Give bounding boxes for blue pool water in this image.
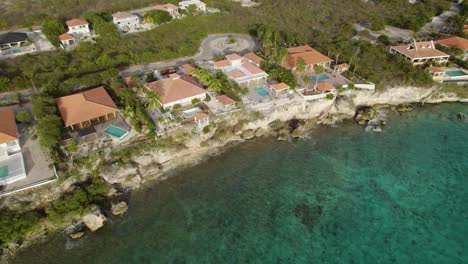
[312,74,329,82]
[103,126,128,139]
[446,70,467,77]
[255,87,269,96]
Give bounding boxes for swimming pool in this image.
[445,70,467,77]
[182,107,202,118]
[104,125,129,139]
[255,87,270,96]
[0,166,8,177]
[312,74,330,82]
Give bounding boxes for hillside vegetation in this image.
[0,0,451,94]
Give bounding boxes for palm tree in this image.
[23,70,38,94]
[313,65,325,91]
[207,78,223,93]
[191,68,213,86]
[296,58,307,73]
[302,75,311,88]
[143,90,161,110]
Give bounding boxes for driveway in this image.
[420,2,460,34]
[120,33,260,77]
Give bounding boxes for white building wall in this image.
[113,16,141,30]
[68,25,91,37]
[162,93,207,109]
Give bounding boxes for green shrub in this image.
[144,10,172,25]
[326,93,335,100]
[172,104,182,110]
[16,111,31,123]
[191,98,201,105]
[66,140,78,153]
[204,94,211,102]
[202,125,211,134]
[0,211,40,244]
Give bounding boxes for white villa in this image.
[66,19,91,38]
[154,3,181,19]
[146,73,207,109]
[58,33,76,49]
[213,53,268,88]
[193,112,210,128]
[179,0,207,12]
[0,109,26,185]
[112,12,141,32]
[389,41,450,65]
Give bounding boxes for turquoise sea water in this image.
[13,103,467,264]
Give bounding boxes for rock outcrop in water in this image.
[111,201,128,216]
[82,206,107,232]
[355,107,378,125]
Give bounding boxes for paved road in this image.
[119,33,260,77]
[420,2,460,34]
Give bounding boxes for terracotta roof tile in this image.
[66,18,88,27]
[435,36,468,50]
[216,95,235,105]
[58,33,74,41]
[113,12,137,20]
[0,109,17,144]
[243,52,265,65]
[242,63,265,75]
[193,112,209,121]
[334,63,349,69]
[316,82,334,92]
[214,60,230,68]
[226,53,243,61]
[283,45,333,69]
[429,66,445,73]
[154,3,179,11]
[271,83,290,91]
[229,70,247,79]
[391,41,449,59]
[146,77,206,105]
[56,87,118,128]
[180,63,196,74]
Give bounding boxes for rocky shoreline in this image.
[1,85,466,262]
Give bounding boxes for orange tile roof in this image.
[58,33,74,41]
[194,112,209,121]
[242,63,265,75]
[435,36,468,50]
[56,87,118,128]
[243,52,265,65]
[180,63,196,74]
[214,60,230,68]
[391,41,449,59]
[226,53,243,61]
[66,18,88,27]
[283,45,333,69]
[271,83,290,91]
[316,82,334,92]
[334,63,349,69]
[429,66,445,73]
[0,109,17,144]
[229,70,247,79]
[154,3,179,11]
[113,12,137,20]
[216,95,235,105]
[146,76,206,105]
